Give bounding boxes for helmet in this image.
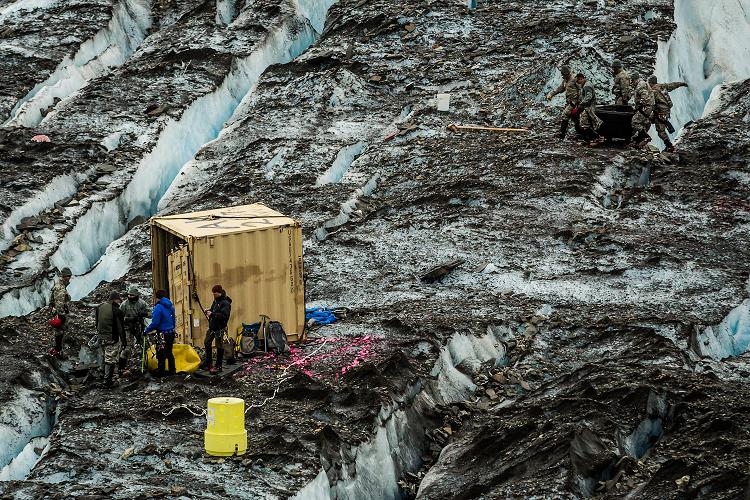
[648,75,658,84]
[127,286,140,297]
[60,267,72,277]
[560,65,571,77]
[630,71,640,81]
[612,59,623,69]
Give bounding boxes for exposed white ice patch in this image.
[315,173,378,240]
[66,235,133,300]
[292,469,331,500]
[433,327,506,403]
[622,392,666,459]
[693,299,750,360]
[0,387,54,480]
[654,0,750,136]
[264,147,287,180]
[216,0,236,25]
[0,0,59,22]
[0,277,53,318]
[0,170,91,252]
[0,437,50,481]
[4,0,152,127]
[316,141,367,185]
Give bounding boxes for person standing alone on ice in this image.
[144,290,176,379]
[96,292,126,388]
[202,285,232,375]
[119,286,151,375]
[48,267,72,359]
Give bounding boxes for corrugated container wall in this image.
[150,204,305,345]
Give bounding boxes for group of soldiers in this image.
[48,270,153,387]
[546,59,688,151]
[48,268,233,387]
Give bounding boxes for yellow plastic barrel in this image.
[204,397,247,456]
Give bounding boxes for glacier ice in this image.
[0,170,91,252]
[0,436,50,481]
[0,0,339,314]
[295,329,507,499]
[5,0,152,127]
[654,0,750,137]
[316,142,367,186]
[216,0,236,25]
[0,387,54,481]
[315,174,379,241]
[693,299,750,360]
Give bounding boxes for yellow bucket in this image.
[204,397,247,456]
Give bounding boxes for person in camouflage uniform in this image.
[611,60,632,105]
[96,292,126,388]
[649,75,688,152]
[119,286,151,375]
[546,65,581,139]
[48,267,72,359]
[575,73,604,144]
[630,72,655,147]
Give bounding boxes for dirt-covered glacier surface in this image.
[1,0,750,498]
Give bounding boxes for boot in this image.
[558,121,568,140]
[629,131,645,148]
[202,347,213,370]
[664,139,675,153]
[104,364,114,388]
[215,348,224,370]
[119,357,129,377]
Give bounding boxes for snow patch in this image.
[4,0,152,127]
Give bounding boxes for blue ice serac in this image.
[467,0,477,9]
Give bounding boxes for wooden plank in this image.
[447,123,529,133]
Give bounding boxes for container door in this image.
[167,245,192,344]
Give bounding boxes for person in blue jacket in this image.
[144,289,176,378]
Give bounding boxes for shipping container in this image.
[150,204,305,345]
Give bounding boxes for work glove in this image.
[571,106,580,117]
[545,93,553,101]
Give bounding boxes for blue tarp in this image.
[306,307,337,325]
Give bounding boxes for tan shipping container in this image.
[150,204,305,345]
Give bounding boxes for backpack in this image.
[265,321,290,355]
[238,323,261,355]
